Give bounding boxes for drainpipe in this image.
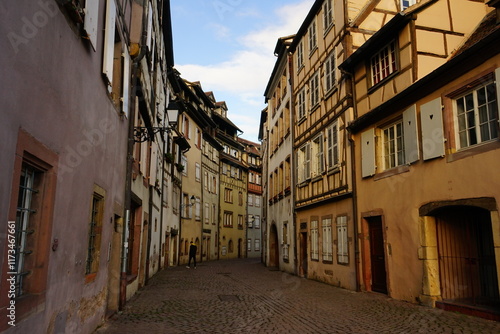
[342,63,361,292]
[121,0,148,310]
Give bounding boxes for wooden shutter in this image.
[403,105,419,164]
[361,128,375,177]
[84,0,99,51]
[121,50,130,116]
[102,0,116,87]
[420,97,444,160]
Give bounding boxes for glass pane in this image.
[477,87,486,106]
[479,105,488,123]
[467,110,475,127]
[480,123,490,142]
[458,113,466,131]
[456,98,465,116]
[459,130,468,148]
[465,93,474,111]
[469,127,477,145]
[491,121,498,139]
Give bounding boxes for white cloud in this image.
[175,0,314,141]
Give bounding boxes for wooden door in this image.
[369,217,387,294]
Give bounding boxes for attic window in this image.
[401,0,417,11]
[370,40,398,86]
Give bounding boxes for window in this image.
[223,211,233,227]
[325,51,336,92]
[254,216,260,229]
[298,143,311,183]
[238,215,244,229]
[311,220,319,260]
[401,0,416,10]
[322,218,333,262]
[181,155,188,175]
[323,0,334,31]
[183,115,190,138]
[248,194,254,206]
[297,41,304,70]
[204,203,210,224]
[196,128,202,148]
[255,195,261,208]
[195,197,201,220]
[382,121,405,169]
[3,129,58,317]
[455,81,498,149]
[182,193,191,218]
[308,20,317,54]
[224,188,233,203]
[247,239,252,251]
[327,122,339,168]
[310,71,320,107]
[195,163,201,182]
[86,189,105,277]
[238,191,243,206]
[255,239,260,251]
[297,87,306,120]
[337,216,348,264]
[371,40,397,86]
[285,157,291,190]
[312,134,324,177]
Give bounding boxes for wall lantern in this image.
[133,101,180,143]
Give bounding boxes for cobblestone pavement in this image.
[95,258,500,334]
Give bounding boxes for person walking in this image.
[187,241,197,269]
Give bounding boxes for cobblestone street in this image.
[95,258,500,333]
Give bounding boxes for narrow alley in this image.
[96,259,500,334]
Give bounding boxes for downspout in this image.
[342,64,361,292]
[288,51,298,275]
[121,0,148,310]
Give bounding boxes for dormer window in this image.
[401,0,416,10]
[370,40,398,86]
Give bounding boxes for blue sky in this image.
[170,0,315,143]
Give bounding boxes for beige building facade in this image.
[341,0,500,317]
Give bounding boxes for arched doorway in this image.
[435,206,499,307]
[269,223,279,267]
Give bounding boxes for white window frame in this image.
[323,0,334,32]
[254,215,260,229]
[298,143,311,183]
[297,41,304,71]
[312,134,324,177]
[322,218,333,262]
[195,163,201,182]
[327,121,339,169]
[382,120,405,170]
[337,216,348,264]
[370,40,397,86]
[308,20,317,54]
[297,87,306,120]
[324,50,336,93]
[311,220,319,261]
[254,239,260,251]
[454,80,498,149]
[310,71,320,108]
[401,0,417,10]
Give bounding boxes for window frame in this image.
[370,40,398,87]
[324,50,337,93]
[382,120,405,170]
[453,80,499,150]
[310,71,320,108]
[308,20,317,55]
[336,216,349,264]
[323,0,334,33]
[310,219,319,261]
[2,129,58,323]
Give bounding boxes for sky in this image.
[170,0,315,143]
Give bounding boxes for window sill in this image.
[447,140,500,163]
[327,166,340,175]
[374,164,410,181]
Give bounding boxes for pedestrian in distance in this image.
[187,241,197,269]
